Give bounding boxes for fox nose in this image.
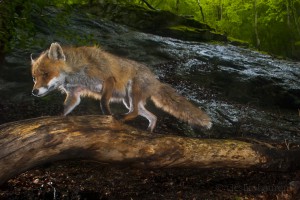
[32,89,39,96]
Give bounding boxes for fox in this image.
[31,42,212,132]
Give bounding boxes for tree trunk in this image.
[286,0,291,28]
[254,0,260,49]
[292,0,300,36]
[0,115,300,185]
[217,0,223,21]
[175,0,180,13]
[196,0,205,22]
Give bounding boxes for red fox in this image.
[31,43,212,132]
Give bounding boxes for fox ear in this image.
[48,42,66,61]
[30,53,35,65]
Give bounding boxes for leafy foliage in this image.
[1,0,299,59]
[0,0,94,52]
[0,0,50,52]
[131,0,300,59]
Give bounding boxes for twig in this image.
[141,0,156,10]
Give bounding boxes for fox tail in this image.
[151,83,212,129]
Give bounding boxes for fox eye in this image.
[43,72,48,77]
[32,77,36,82]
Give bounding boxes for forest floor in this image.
[0,160,299,200]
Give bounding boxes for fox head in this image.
[31,43,66,97]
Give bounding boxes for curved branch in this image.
[141,0,156,10]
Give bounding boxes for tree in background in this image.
[134,0,300,59]
[1,0,300,59]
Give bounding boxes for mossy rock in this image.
[83,3,226,43]
[165,25,227,42]
[228,37,249,47]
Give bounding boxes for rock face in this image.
[0,5,299,144]
[85,3,227,43]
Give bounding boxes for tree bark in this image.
[290,0,300,36]
[196,0,205,22]
[175,0,180,13]
[254,0,260,49]
[286,0,291,28]
[217,0,223,21]
[0,115,300,185]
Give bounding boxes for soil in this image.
[1,161,299,200]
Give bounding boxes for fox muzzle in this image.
[32,89,39,96]
[32,86,49,97]
[32,84,57,97]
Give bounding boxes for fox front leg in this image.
[63,91,81,116]
[100,76,115,115]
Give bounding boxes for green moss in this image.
[228,37,249,46]
[169,25,199,32]
[209,40,226,45]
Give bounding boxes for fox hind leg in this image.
[100,77,115,115]
[117,100,157,132]
[122,81,133,112]
[118,80,157,131]
[116,80,141,121]
[138,102,157,132]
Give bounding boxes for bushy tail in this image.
[151,83,212,129]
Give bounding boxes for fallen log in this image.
[0,115,299,185]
